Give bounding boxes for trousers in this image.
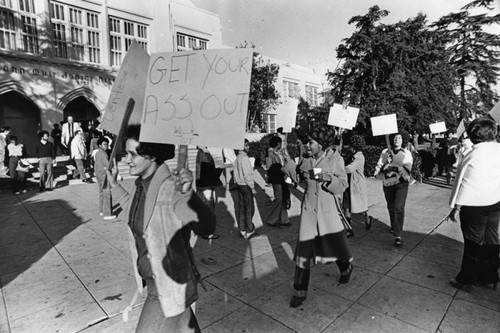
[382,182,409,238]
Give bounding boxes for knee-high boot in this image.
[290,266,310,308]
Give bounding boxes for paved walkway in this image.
[1,168,499,332]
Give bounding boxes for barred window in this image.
[52,22,67,58]
[69,7,82,24]
[50,2,64,20]
[88,30,100,63]
[305,85,318,106]
[87,12,98,28]
[20,15,38,53]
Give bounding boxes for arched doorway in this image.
[0,91,40,156]
[63,96,100,132]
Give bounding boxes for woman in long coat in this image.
[343,135,372,236]
[290,127,353,308]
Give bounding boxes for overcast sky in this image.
[191,0,500,79]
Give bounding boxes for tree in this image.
[432,0,500,119]
[327,6,459,136]
[237,41,280,131]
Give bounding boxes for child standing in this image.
[233,139,256,239]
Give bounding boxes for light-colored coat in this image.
[296,148,348,266]
[345,151,368,213]
[112,163,215,317]
[450,141,500,207]
[61,121,82,147]
[70,135,86,160]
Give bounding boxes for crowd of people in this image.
[1,116,499,332]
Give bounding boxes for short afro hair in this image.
[269,136,282,149]
[124,124,175,164]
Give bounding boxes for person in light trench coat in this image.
[290,126,353,308]
[343,135,372,236]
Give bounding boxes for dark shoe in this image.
[339,264,353,284]
[45,188,53,192]
[365,215,372,230]
[39,188,45,193]
[449,278,473,293]
[289,296,306,308]
[279,222,292,227]
[394,237,402,246]
[266,222,281,228]
[389,228,393,234]
[246,230,257,240]
[346,229,354,238]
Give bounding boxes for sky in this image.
[190,0,500,79]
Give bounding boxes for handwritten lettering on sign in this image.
[140,49,253,150]
[101,41,149,134]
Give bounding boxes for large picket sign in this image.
[276,98,299,133]
[101,41,149,134]
[139,49,253,150]
[429,121,447,134]
[489,100,500,123]
[370,114,398,136]
[327,103,359,129]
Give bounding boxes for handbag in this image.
[16,158,31,173]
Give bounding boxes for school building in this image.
[261,56,326,133]
[0,0,222,154]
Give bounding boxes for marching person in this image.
[374,133,413,247]
[290,126,353,308]
[106,124,215,332]
[343,134,372,236]
[448,117,500,291]
[233,139,257,240]
[266,136,291,227]
[34,130,56,192]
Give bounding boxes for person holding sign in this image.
[106,124,216,332]
[447,118,500,291]
[374,133,413,247]
[290,126,352,308]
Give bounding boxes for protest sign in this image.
[276,98,299,133]
[489,100,500,123]
[327,104,359,129]
[101,41,149,134]
[370,114,398,136]
[456,119,466,139]
[429,121,447,134]
[140,48,253,150]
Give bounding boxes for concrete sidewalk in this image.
[1,170,499,332]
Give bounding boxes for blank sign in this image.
[370,114,398,136]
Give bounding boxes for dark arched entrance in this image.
[0,91,40,156]
[63,96,100,132]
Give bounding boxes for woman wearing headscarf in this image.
[290,126,352,308]
[448,117,500,291]
[342,134,372,236]
[374,133,413,246]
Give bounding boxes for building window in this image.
[176,32,208,51]
[0,10,16,50]
[0,0,39,53]
[305,85,318,106]
[0,0,12,8]
[108,16,148,66]
[19,0,34,13]
[263,114,277,133]
[283,80,300,100]
[50,1,101,63]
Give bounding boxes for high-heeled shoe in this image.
[449,278,473,293]
[289,295,306,308]
[339,264,353,284]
